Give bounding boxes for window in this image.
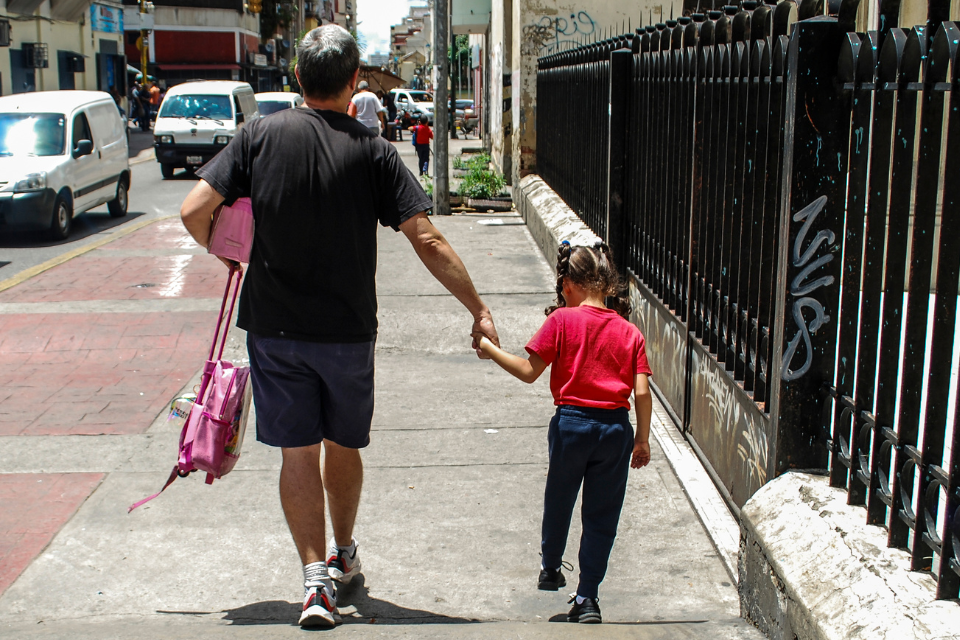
[0,113,65,156]
[72,112,92,150]
[158,95,232,121]
[257,101,291,116]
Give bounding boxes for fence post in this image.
[768,16,848,477]
[607,48,632,269]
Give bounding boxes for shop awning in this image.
[156,64,242,71]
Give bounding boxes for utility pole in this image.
[138,1,154,80]
[432,0,450,215]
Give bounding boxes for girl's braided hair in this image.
[545,241,631,318]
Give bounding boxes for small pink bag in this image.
[208,197,254,263]
[129,266,251,512]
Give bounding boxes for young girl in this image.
[474,241,652,625]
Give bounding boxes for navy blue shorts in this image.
[247,333,375,449]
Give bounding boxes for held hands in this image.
[631,440,651,469]
[471,314,499,359]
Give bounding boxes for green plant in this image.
[466,154,491,171]
[459,164,505,200]
[421,174,433,197]
[452,156,465,170]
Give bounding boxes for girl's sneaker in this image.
[299,582,339,628]
[538,567,566,590]
[326,538,362,584]
[567,595,602,624]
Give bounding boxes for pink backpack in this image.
[208,197,254,264]
[129,266,251,512]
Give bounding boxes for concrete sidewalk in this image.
[0,149,761,639]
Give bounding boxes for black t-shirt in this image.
[197,107,432,342]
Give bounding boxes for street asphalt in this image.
[0,133,764,638]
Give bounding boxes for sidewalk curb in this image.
[130,148,155,165]
[0,214,178,294]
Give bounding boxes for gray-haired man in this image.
[179,25,499,628]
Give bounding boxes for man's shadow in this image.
[220,575,476,626]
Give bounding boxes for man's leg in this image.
[322,440,363,547]
[280,444,326,564]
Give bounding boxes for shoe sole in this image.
[567,613,602,624]
[329,560,362,585]
[299,605,340,628]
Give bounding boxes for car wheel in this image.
[108,176,128,217]
[48,195,72,241]
[161,163,174,179]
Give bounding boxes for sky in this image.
[356,0,422,56]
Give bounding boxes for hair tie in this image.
[561,240,570,246]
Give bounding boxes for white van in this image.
[0,90,129,240]
[153,81,259,179]
[389,89,434,124]
[256,91,304,117]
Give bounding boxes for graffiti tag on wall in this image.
[780,195,835,382]
[522,12,597,56]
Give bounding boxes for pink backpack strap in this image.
[127,465,181,512]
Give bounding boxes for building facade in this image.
[0,1,126,98]
[121,0,279,91]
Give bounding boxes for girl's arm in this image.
[474,335,548,384]
[632,373,652,468]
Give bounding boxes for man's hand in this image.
[472,313,499,359]
[631,440,651,469]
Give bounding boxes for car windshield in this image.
[0,113,66,157]
[410,92,433,103]
[456,100,473,108]
[257,101,291,116]
[159,94,232,120]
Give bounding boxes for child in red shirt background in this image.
[474,241,653,625]
[408,115,433,176]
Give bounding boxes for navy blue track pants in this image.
[541,405,633,599]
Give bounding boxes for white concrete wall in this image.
[489,0,511,181]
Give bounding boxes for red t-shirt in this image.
[413,124,433,144]
[525,305,652,410]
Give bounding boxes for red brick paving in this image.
[0,221,226,594]
[0,473,104,595]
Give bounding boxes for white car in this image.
[0,90,129,239]
[256,92,304,117]
[153,81,259,179]
[389,89,434,124]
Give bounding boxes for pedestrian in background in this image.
[179,24,499,629]
[347,80,386,133]
[383,90,398,140]
[409,114,433,176]
[474,242,652,625]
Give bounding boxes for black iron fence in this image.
[537,0,960,600]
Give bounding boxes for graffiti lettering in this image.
[781,196,835,382]
[522,12,597,56]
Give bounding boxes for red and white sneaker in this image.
[299,581,339,628]
[327,538,362,584]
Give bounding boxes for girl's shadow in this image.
[220,574,476,626]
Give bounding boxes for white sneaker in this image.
[326,537,362,584]
[299,581,339,627]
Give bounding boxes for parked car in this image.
[389,89,434,124]
[0,90,130,239]
[153,81,259,179]
[256,91,304,117]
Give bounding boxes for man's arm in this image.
[399,212,499,354]
[180,179,234,267]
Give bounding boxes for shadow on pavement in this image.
[0,211,146,248]
[217,575,477,626]
[128,130,155,158]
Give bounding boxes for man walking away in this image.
[179,24,499,629]
[348,80,386,133]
